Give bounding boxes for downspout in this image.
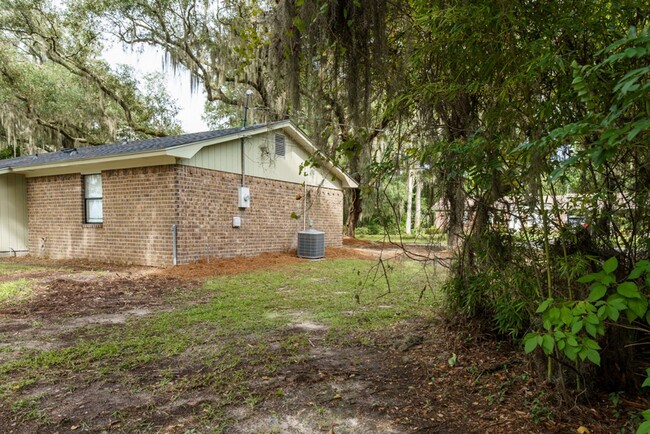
[241,89,253,186]
[172,224,178,266]
[303,182,307,230]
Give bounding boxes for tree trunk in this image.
[345,186,362,237]
[415,170,422,232]
[405,167,414,235]
[446,176,465,248]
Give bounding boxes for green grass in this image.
[0,262,43,276]
[0,279,33,306]
[1,258,444,430]
[199,258,441,330]
[356,232,447,245]
[3,259,440,372]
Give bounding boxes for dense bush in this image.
[441,28,650,400]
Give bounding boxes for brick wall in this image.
[26,164,344,266]
[174,166,343,263]
[27,166,177,266]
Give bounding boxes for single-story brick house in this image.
[0,121,357,266]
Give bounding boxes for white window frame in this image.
[84,174,103,224]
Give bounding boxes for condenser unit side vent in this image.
[297,229,325,259]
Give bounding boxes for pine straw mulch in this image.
[160,247,376,280]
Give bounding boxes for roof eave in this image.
[1,129,261,174]
[281,123,359,189]
[6,149,172,175]
[165,120,359,188]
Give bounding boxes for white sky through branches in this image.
[102,43,209,133]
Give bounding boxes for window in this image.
[274,134,286,157]
[84,174,103,224]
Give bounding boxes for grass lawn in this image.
[0,263,43,276]
[0,257,444,432]
[355,232,447,245]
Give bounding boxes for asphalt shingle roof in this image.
[0,122,280,171]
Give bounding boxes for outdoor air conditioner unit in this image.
[297,229,325,259]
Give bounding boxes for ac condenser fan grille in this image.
[297,229,325,259]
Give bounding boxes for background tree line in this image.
[1,0,649,411]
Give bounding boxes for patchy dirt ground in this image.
[0,249,645,433]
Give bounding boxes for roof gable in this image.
[0,121,358,188]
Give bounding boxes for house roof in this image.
[0,123,274,171]
[0,121,358,188]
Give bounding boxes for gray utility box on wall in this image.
[297,229,325,259]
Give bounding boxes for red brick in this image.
[26,165,344,266]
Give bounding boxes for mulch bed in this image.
[161,248,375,280]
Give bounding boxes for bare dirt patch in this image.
[0,260,199,366]
[1,274,195,318]
[225,317,630,434]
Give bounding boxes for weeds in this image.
[11,396,45,424]
[0,279,32,306]
[527,392,554,425]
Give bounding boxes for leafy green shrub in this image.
[524,258,650,402]
[524,258,649,362]
[355,226,370,236]
[444,259,538,338]
[425,226,441,236]
[366,222,383,235]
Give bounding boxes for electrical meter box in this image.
[238,186,251,208]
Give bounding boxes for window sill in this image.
[82,223,103,229]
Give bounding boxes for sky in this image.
[102,43,209,133]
